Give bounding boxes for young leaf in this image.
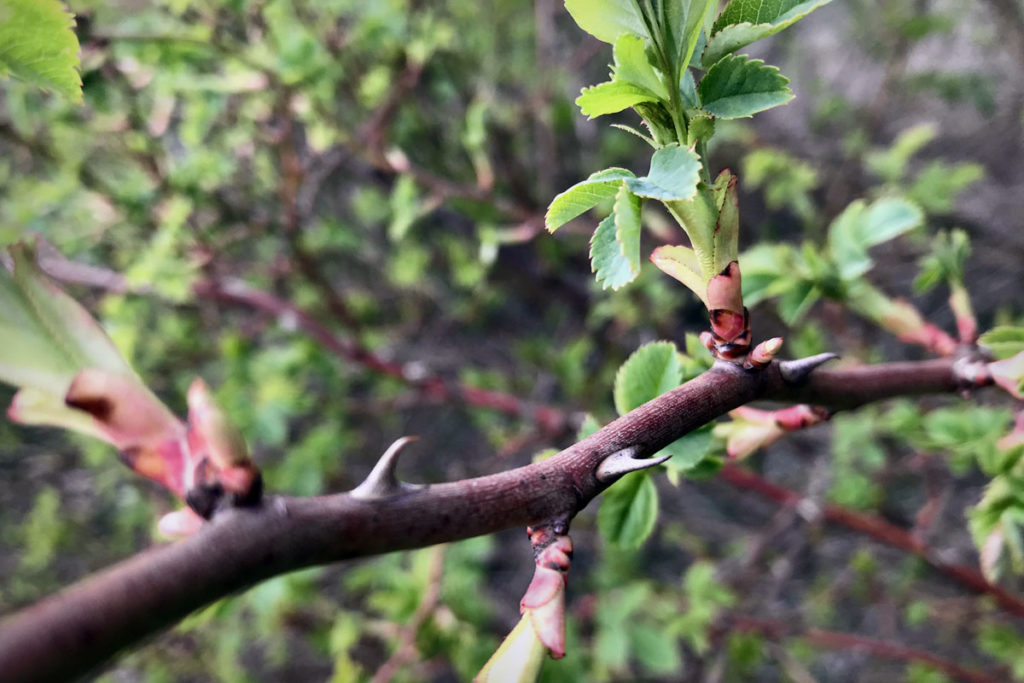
[546,167,636,232]
[711,171,739,273]
[827,197,924,280]
[703,0,833,66]
[613,33,669,100]
[698,55,793,119]
[577,80,661,119]
[626,144,702,202]
[980,328,1024,361]
[614,184,644,280]
[564,0,648,44]
[0,0,82,104]
[598,471,659,548]
[650,245,709,306]
[660,424,715,473]
[613,341,683,415]
[591,211,635,290]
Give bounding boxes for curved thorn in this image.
[595,446,672,483]
[778,353,839,384]
[351,436,420,500]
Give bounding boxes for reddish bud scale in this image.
[520,526,573,659]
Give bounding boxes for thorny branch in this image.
[0,353,991,682]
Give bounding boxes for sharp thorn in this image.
[595,446,672,483]
[778,353,839,384]
[351,436,420,500]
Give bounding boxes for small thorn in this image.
[778,353,839,384]
[351,436,421,500]
[595,446,671,483]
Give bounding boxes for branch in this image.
[726,615,1002,683]
[0,357,978,681]
[719,464,1024,619]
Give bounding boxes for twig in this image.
[718,464,1024,618]
[726,615,1001,683]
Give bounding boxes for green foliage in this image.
[599,470,660,548]
[613,341,684,414]
[704,0,834,66]
[697,55,793,119]
[0,0,82,103]
[980,327,1024,361]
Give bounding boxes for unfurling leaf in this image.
[698,55,793,119]
[0,0,83,103]
[612,33,669,100]
[980,327,1024,361]
[0,242,190,495]
[827,196,924,280]
[651,245,708,305]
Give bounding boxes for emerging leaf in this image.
[0,0,82,103]
[980,327,1024,361]
[651,245,708,306]
[546,167,636,232]
[703,0,834,66]
[698,55,793,119]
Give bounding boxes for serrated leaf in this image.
[651,245,709,305]
[980,327,1024,361]
[546,168,636,232]
[598,471,658,548]
[577,80,661,119]
[827,197,924,280]
[614,184,643,279]
[591,212,636,290]
[698,54,793,119]
[564,0,648,44]
[0,0,82,103]
[613,33,669,100]
[614,341,684,415]
[703,0,833,66]
[626,144,702,201]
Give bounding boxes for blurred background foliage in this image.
[1,0,1024,680]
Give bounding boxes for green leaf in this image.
[591,211,635,290]
[703,0,833,66]
[564,0,648,44]
[614,341,684,415]
[660,423,715,472]
[546,168,636,232]
[614,184,643,280]
[777,279,820,324]
[576,80,661,119]
[980,327,1024,361]
[698,54,793,119]
[629,623,682,675]
[626,144,702,202]
[739,243,798,307]
[0,0,82,104]
[598,471,658,548]
[613,33,669,100]
[0,242,131,396]
[827,197,924,280]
